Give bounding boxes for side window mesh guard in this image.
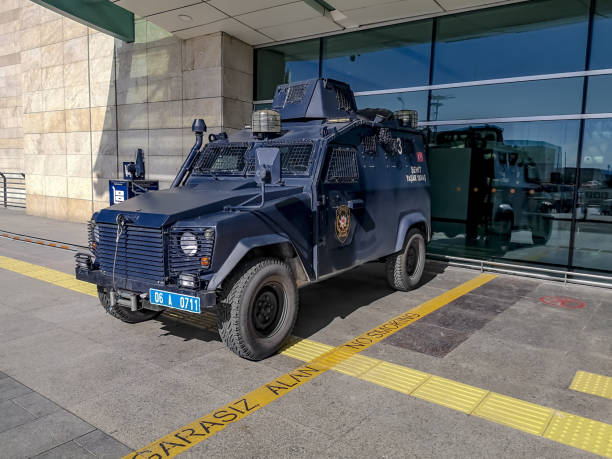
[325,147,359,184]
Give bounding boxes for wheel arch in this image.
[394,212,430,252]
[208,235,310,291]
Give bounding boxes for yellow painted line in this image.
[570,371,612,400]
[0,255,97,297]
[123,273,497,458]
[282,337,612,457]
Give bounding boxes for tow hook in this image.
[130,294,138,312]
[109,290,141,311]
[110,290,118,308]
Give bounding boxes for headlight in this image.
[180,232,198,256]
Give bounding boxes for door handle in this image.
[347,199,364,210]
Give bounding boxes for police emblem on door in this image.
[335,205,351,243]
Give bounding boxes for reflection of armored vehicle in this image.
[76,78,430,360]
[429,125,553,244]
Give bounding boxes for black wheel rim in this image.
[405,239,419,276]
[251,282,285,337]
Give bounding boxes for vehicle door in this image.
[316,144,365,277]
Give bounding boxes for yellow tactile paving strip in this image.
[282,337,612,457]
[571,370,612,400]
[0,256,97,296]
[1,254,611,457]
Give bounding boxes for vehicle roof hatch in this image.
[271,78,357,121]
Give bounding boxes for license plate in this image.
[149,289,200,314]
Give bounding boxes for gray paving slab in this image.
[12,392,62,418]
[340,393,596,459]
[33,441,95,458]
[69,371,231,448]
[1,222,611,458]
[0,409,95,459]
[0,208,88,247]
[73,430,132,459]
[0,370,8,380]
[0,377,32,401]
[0,400,35,433]
[183,407,337,459]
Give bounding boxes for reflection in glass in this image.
[585,75,612,113]
[321,21,432,92]
[355,91,428,120]
[429,78,584,121]
[590,0,612,69]
[572,119,612,272]
[433,0,589,84]
[255,39,320,100]
[427,120,580,267]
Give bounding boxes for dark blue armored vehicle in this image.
[76,78,430,360]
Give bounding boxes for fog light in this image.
[203,228,215,241]
[200,256,210,268]
[179,273,198,289]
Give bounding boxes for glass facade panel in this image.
[433,0,589,84]
[253,0,612,274]
[585,75,612,113]
[355,91,429,119]
[572,119,612,272]
[321,21,432,92]
[255,39,320,100]
[429,78,584,121]
[589,0,612,69]
[427,120,579,267]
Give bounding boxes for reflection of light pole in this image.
[429,94,455,121]
[397,96,405,110]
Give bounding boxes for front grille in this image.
[97,223,166,284]
[169,228,215,277]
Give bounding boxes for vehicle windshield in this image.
[193,142,315,177]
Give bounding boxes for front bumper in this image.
[75,255,217,309]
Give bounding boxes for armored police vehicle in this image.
[76,78,430,360]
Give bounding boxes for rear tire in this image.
[98,287,162,323]
[386,228,426,291]
[216,258,299,361]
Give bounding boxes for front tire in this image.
[217,258,299,361]
[98,287,162,323]
[386,228,426,291]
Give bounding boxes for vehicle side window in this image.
[325,147,359,184]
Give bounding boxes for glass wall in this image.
[254,0,612,275]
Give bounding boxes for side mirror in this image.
[255,147,281,185]
[192,118,206,134]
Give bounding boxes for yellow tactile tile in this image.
[570,370,612,400]
[544,411,612,458]
[360,361,430,395]
[473,392,554,436]
[412,375,489,413]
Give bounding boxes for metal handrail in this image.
[428,253,612,289]
[0,172,26,209]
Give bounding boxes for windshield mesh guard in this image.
[194,141,315,177]
[245,142,314,176]
[194,143,250,175]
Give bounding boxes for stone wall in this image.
[0,0,24,175]
[0,1,253,222]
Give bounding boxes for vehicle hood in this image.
[95,181,304,228]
